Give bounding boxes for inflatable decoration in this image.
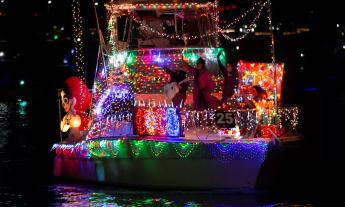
[60,77,91,141]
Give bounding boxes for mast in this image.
[267,0,278,126]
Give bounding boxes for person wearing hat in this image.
[182,57,220,110]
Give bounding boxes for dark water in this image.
[0,100,319,206]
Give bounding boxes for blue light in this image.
[165,107,181,136]
[304,87,318,91]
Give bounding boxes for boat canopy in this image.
[106,0,219,49]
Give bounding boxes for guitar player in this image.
[164,66,189,107]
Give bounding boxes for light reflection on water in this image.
[0,102,12,152]
[0,100,28,154]
[46,183,315,207]
[49,184,204,207]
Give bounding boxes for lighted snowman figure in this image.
[60,77,91,142]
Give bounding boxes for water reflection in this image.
[50,184,189,207]
[0,100,28,155]
[47,184,315,207]
[0,102,11,152]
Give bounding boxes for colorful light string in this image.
[52,139,269,161]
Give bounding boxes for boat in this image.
[52,0,301,189]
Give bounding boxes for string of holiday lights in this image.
[220,1,267,41]
[52,139,270,160]
[129,140,145,158]
[221,0,267,30]
[85,105,300,140]
[94,48,225,95]
[133,107,182,137]
[183,109,258,140]
[266,0,279,122]
[277,107,300,137]
[149,141,168,157]
[172,142,198,158]
[208,140,268,163]
[122,0,267,41]
[105,2,213,12]
[71,0,89,112]
[72,0,85,80]
[237,60,284,128]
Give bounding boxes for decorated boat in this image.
[52,0,301,189]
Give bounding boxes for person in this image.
[217,51,239,105]
[182,57,220,110]
[164,66,188,107]
[243,85,267,108]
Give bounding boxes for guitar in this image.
[164,78,191,101]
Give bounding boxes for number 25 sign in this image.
[215,111,235,128]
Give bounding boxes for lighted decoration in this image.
[209,140,269,162]
[172,142,197,158]
[129,140,145,158]
[130,1,267,42]
[237,61,284,126]
[133,107,182,137]
[93,84,134,118]
[91,48,229,108]
[87,83,134,139]
[93,48,226,96]
[221,0,267,42]
[105,1,269,42]
[60,77,91,142]
[277,107,300,137]
[183,109,258,139]
[218,126,241,139]
[52,138,270,161]
[165,108,181,137]
[149,141,168,157]
[106,2,213,12]
[72,0,85,80]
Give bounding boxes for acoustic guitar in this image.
[163,78,191,101]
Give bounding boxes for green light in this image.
[126,53,135,65]
[20,80,25,85]
[54,34,59,40]
[19,101,27,107]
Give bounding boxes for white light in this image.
[239,28,243,32]
[300,53,304,57]
[77,37,81,42]
[1,0,5,3]
[337,24,340,28]
[60,27,64,31]
[48,0,52,4]
[94,2,98,6]
[0,51,4,57]
[251,28,255,32]
[236,46,240,50]
[343,45,345,49]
